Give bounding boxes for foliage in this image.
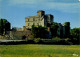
[22,35,26,40]
[51,37,72,45]
[0,19,11,35]
[52,37,61,42]
[12,27,17,31]
[34,38,41,43]
[70,28,80,38]
[70,28,80,44]
[31,25,48,38]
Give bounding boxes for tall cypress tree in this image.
[0,19,11,35]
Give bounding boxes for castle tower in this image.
[37,10,45,17]
[23,26,26,31]
[45,14,54,27]
[64,22,70,38]
[46,14,53,24]
[25,10,53,29]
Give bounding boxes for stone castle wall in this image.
[25,10,53,29]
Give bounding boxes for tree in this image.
[12,27,17,31]
[0,19,11,35]
[50,22,59,37]
[31,25,48,38]
[70,28,80,44]
[0,19,3,35]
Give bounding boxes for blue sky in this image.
[0,0,80,29]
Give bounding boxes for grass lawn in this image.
[0,44,80,57]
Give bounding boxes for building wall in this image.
[57,22,70,38]
[64,22,70,38]
[6,30,33,40]
[45,15,53,27]
[25,11,53,29]
[25,16,45,29]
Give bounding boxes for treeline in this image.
[31,22,70,38]
[70,28,80,44]
[0,19,11,35]
[31,22,80,45]
[31,25,49,38]
[0,19,80,45]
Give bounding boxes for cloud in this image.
[45,0,78,3]
[3,0,80,13]
[8,0,78,4]
[45,2,80,13]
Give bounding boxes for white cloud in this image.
[45,2,80,13]
[5,0,80,13]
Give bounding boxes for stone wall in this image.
[6,30,33,40]
[25,10,53,29]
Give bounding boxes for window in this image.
[28,19,29,21]
[26,19,29,22]
[28,23,29,26]
[33,23,35,25]
[30,18,33,21]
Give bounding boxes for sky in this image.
[0,0,80,29]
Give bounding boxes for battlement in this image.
[37,10,45,17]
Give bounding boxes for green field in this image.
[0,44,80,57]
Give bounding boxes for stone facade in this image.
[17,28,23,31]
[57,22,70,38]
[6,30,33,40]
[25,10,53,29]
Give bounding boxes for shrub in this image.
[52,37,61,42]
[27,40,35,44]
[34,38,41,43]
[52,37,72,45]
[22,35,26,40]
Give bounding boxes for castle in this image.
[25,10,53,29]
[57,22,70,38]
[17,10,70,38]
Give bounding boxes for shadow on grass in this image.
[0,40,74,45]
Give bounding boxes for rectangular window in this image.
[26,19,29,22]
[33,23,35,25]
[28,19,29,21]
[30,18,33,21]
[28,23,29,26]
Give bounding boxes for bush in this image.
[70,38,79,45]
[22,35,26,40]
[52,37,61,42]
[27,40,35,44]
[52,37,72,45]
[34,38,41,43]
